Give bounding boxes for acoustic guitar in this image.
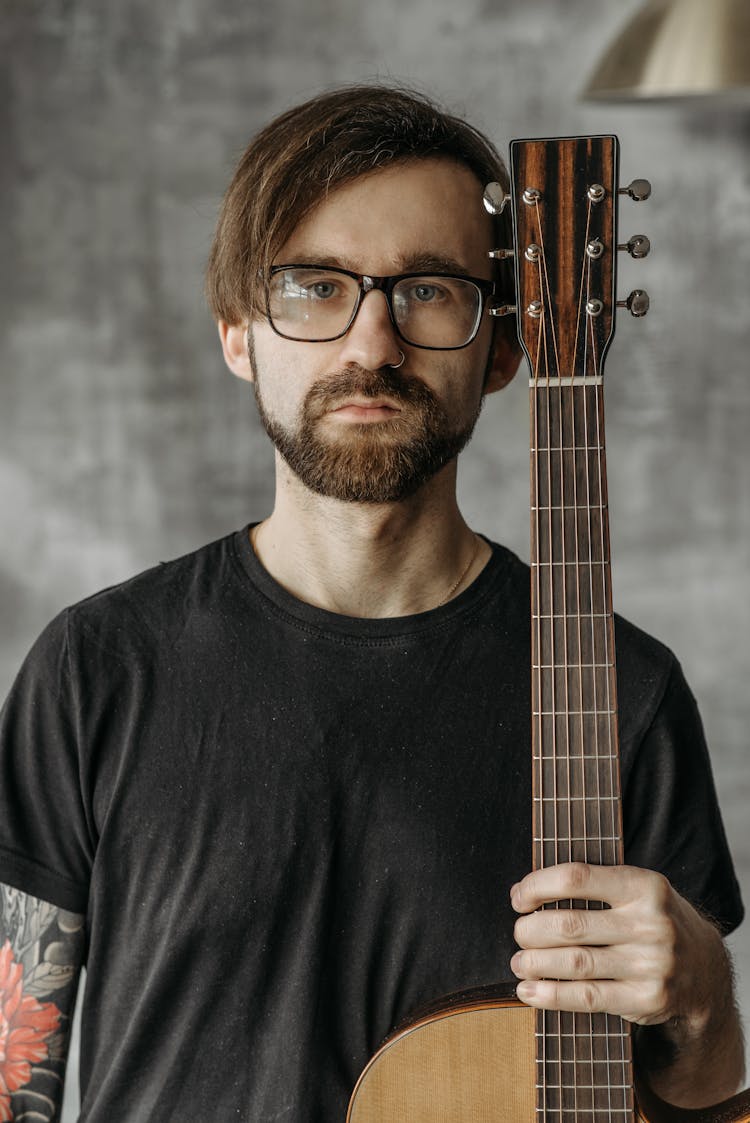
[346,136,750,1122]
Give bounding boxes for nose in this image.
[336,289,404,370]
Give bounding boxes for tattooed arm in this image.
[0,882,85,1123]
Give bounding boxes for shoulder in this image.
[44,529,246,667]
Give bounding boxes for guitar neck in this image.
[530,378,623,872]
[508,134,637,1119]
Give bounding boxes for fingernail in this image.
[510,952,522,975]
[516,981,536,1001]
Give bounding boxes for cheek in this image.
[250,329,325,424]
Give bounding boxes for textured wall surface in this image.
[1,1,748,1117]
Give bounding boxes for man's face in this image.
[237,158,505,503]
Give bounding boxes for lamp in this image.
[582,0,750,101]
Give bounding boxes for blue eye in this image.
[413,283,440,302]
[310,281,337,299]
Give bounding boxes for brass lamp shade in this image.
[582,0,750,101]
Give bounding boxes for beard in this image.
[251,360,483,504]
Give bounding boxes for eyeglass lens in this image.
[267,268,483,348]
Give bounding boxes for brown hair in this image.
[205,84,513,326]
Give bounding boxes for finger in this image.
[514,904,627,949]
[514,977,671,1025]
[511,863,663,914]
[511,945,629,982]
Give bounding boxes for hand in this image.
[509,862,723,1029]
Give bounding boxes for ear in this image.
[219,321,254,383]
[484,326,523,394]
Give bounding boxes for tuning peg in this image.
[617,289,650,317]
[483,181,510,215]
[488,248,515,260]
[617,234,651,259]
[489,303,517,317]
[618,178,652,202]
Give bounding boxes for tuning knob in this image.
[618,178,652,202]
[618,234,651,259]
[483,181,510,215]
[489,303,517,317]
[617,289,650,317]
[488,248,515,260]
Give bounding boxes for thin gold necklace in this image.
[436,533,481,607]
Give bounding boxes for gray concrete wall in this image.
[1,1,748,1117]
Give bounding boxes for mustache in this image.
[304,365,436,416]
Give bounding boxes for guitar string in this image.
[555,242,573,1123]
[533,196,561,1122]
[582,205,614,1122]
[586,196,625,1122]
[589,227,631,1115]
[591,261,619,1121]
[574,192,595,1120]
[579,186,601,1114]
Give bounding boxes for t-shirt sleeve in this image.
[622,654,744,936]
[0,610,93,913]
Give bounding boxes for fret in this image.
[529,505,606,514]
[531,557,608,563]
[533,710,616,716]
[529,655,610,664]
[537,1084,631,1090]
[532,615,610,624]
[535,796,619,802]
[533,754,619,761]
[521,136,631,1115]
[537,835,622,842]
[531,445,604,452]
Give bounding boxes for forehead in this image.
[275,157,495,277]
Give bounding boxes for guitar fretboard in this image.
[531,382,622,871]
[531,381,633,1122]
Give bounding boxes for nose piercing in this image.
[390,351,405,369]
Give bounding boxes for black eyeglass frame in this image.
[264,264,499,351]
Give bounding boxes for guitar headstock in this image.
[484,136,650,382]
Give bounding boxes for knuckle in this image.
[558,910,586,941]
[567,862,591,893]
[580,982,600,1012]
[570,946,594,977]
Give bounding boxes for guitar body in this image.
[347,989,750,1122]
[347,988,539,1123]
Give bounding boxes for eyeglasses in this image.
[265,265,498,351]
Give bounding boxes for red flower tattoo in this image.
[0,940,60,1122]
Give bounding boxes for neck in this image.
[251,456,490,618]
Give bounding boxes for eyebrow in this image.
[280,252,474,278]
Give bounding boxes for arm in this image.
[0,882,85,1123]
[510,862,745,1109]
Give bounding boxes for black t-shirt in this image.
[0,528,743,1122]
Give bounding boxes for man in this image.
[0,85,744,1121]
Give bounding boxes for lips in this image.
[329,400,402,422]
